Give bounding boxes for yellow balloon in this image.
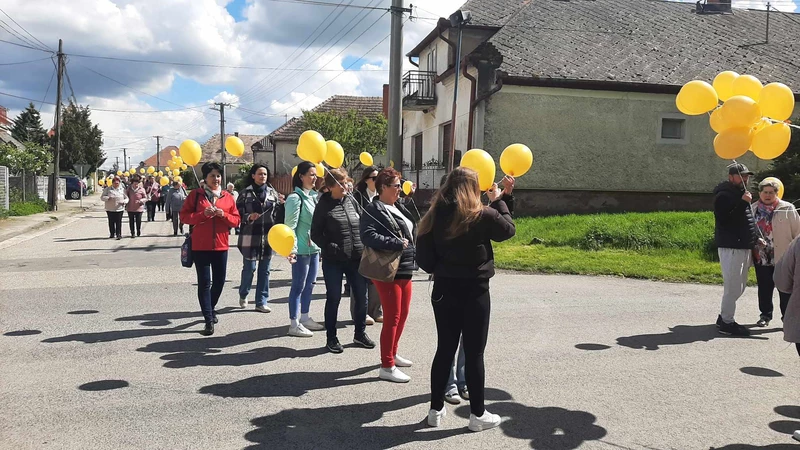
[159,176,169,187]
[157,171,163,177]
[731,75,763,102]
[268,224,296,257]
[174,176,183,184]
[176,169,183,177]
[106,178,113,186]
[359,152,373,166]
[323,141,345,168]
[499,143,533,177]
[460,149,496,191]
[762,177,785,199]
[712,71,739,102]
[179,140,202,166]
[170,149,177,157]
[759,83,795,122]
[752,118,771,134]
[714,127,753,160]
[402,180,413,196]
[315,163,325,179]
[752,123,791,160]
[181,164,187,170]
[139,168,145,174]
[123,171,130,177]
[225,136,245,158]
[719,96,762,129]
[676,80,718,115]
[291,166,298,177]
[147,166,155,174]
[117,170,123,176]
[297,130,327,163]
[175,156,183,165]
[709,108,733,134]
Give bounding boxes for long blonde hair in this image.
[418,167,483,238]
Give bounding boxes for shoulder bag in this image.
[359,205,403,283]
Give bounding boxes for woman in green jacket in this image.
[285,161,324,337]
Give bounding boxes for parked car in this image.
[61,176,85,200]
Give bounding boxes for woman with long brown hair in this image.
[416,167,516,432]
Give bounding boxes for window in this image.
[661,118,685,139]
[412,133,423,170]
[441,122,452,160]
[427,46,437,74]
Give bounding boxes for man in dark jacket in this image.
[714,163,758,336]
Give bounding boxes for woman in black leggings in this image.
[416,167,516,432]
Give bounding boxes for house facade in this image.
[402,0,800,215]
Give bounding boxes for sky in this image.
[0,0,796,169]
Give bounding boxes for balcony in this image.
[402,71,436,111]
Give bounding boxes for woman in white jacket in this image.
[101,176,128,240]
[752,178,800,327]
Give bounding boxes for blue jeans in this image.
[323,258,368,339]
[193,250,228,324]
[239,255,272,307]
[289,254,319,320]
[446,336,467,394]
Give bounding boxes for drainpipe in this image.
[408,56,419,68]
[462,62,477,149]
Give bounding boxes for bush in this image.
[9,198,49,216]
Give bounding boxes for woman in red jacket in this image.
[180,162,241,336]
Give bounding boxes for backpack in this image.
[273,192,302,225]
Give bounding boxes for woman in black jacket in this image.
[360,167,418,384]
[416,167,516,432]
[311,168,376,354]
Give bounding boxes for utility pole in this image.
[122,148,127,171]
[446,10,472,173]
[212,103,231,182]
[154,136,162,173]
[115,156,119,171]
[766,2,771,43]
[48,39,64,211]
[387,0,411,168]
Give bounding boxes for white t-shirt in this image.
[382,201,413,237]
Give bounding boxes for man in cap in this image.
[713,163,759,336]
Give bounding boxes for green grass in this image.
[8,199,49,217]
[494,211,756,285]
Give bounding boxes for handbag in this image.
[358,205,404,282]
[180,191,200,268]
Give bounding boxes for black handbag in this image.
[180,191,200,268]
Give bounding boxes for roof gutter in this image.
[500,75,682,95]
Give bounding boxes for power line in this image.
[40,58,57,110]
[0,20,47,52]
[0,91,211,113]
[0,56,51,66]
[259,0,389,10]
[0,37,53,52]
[0,6,51,51]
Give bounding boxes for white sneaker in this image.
[288,324,313,337]
[794,430,800,442]
[239,297,247,308]
[300,317,325,331]
[255,305,271,313]
[427,407,446,427]
[394,355,413,367]
[444,390,463,405]
[469,411,502,432]
[378,366,410,383]
[366,315,375,326]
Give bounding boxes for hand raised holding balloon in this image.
[401,239,409,249]
[501,176,515,196]
[742,191,753,203]
[487,184,503,203]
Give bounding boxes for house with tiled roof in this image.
[200,133,265,180]
[403,0,800,215]
[141,145,179,171]
[255,95,384,174]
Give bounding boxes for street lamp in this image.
[446,9,472,174]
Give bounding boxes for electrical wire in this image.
[39,57,57,110]
[0,56,51,66]
[64,53,388,71]
[0,6,52,51]
[0,37,53,52]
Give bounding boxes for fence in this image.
[403,167,447,190]
[9,173,50,202]
[0,166,8,210]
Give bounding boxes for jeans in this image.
[323,258,368,340]
[351,281,383,321]
[127,211,142,236]
[754,264,792,320]
[194,250,228,324]
[239,255,272,307]
[374,278,413,368]
[719,248,752,323]
[171,213,184,235]
[430,277,491,417]
[106,211,123,237]
[288,254,319,320]
[146,201,157,221]
[446,337,467,394]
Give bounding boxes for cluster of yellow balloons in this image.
[676,72,795,160]
[460,144,534,191]
[291,130,352,179]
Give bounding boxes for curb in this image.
[0,199,103,245]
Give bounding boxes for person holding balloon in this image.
[160,182,171,216]
[179,162,241,336]
[125,174,147,238]
[144,175,161,222]
[101,176,128,240]
[751,178,800,327]
[284,161,325,337]
[166,181,187,236]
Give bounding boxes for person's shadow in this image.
[616,325,781,351]
[159,345,328,369]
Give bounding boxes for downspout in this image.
[462,62,477,149]
[408,56,419,67]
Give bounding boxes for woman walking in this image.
[285,161,324,337]
[416,167,516,432]
[125,174,147,238]
[360,168,418,383]
[752,178,800,327]
[237,164,281,313]
[180,162,241,336]
[774,233,800,443]
[145,175,161,222]
[101,176,128,240]
[311,168,375,353]
[352,166,383,324]
[166,181,187,236]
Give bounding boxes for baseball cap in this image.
[728,163,754,176]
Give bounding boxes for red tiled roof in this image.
[142,145,179,169]
[269,95,384,142]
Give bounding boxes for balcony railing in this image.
[402,71,436,110]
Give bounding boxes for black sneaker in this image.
[202,322,215,336]
[327,338,344,354]
[718,320,751,336]
[459,386,470,400]
[716,315,724,329]
[353,333,376,349]
[756,315,771,327]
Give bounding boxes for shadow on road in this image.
[711,445,799,449]
[616,325,781,350]
[4,329,42,336]
[161,345,329,368]
[78,380,129,391]
[42,320,204,344]
[740,366,784,377]
[775,405,800,419]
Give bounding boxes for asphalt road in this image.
[1,206,798,450]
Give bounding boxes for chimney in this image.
[0,106,8,127]
[382,84,390,118]
[234,131,239,137]
[697,0,732,13]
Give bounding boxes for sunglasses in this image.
[388,183,401,189]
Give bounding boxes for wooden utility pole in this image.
[154,136,162,173]
[122,148,127,171]
[212,103,230,182]
[49,39,64,211]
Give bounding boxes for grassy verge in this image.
[8,199,50,217]
[494,211,756,285]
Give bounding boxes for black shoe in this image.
[174,232,178,236]
[131,234,136,238]
[718,320,751,336]
[343,286,351,297]
[202,323,215,336]
[715,315,724,329]
[756,316,771,327]
[116,235,122,240]
[353,333,376,349]
[459,386,470,400]
[327,337,344,354]
[137,232,141,237]
[109,234,114,239]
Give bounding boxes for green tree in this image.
[57,102,105,173]
[0,141,52,175]
[754,118,800,200]
[9,103,47,145]
[300,109,387,170]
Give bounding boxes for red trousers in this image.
[373,278,412,368]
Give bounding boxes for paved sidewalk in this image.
[0,196,103,244]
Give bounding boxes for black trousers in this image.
[194,250,228,324]
[128,211,142,236]
[754,264,791,320]
[158,196,165,211]
[146,201,157,221]
[106,211,123,237]
[430,277,491,416]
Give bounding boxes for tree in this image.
[57,102,105,173]
[754,118,800,200]
[9,103,47,145]
[0,141,52,175]
[300,109,387,170]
